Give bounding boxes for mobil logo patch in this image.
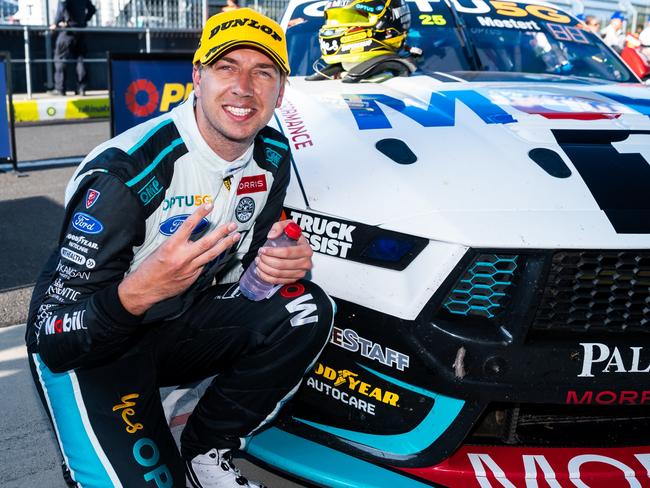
[159,214,210,236]
[44,310,86,335]
[237,175,267,195]
[72,212,104,234]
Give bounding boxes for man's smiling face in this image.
[193,47,285,160]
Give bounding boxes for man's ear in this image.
[192,63,202,98]
[275,76,286,108]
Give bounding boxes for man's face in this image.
[193,48,285,153]
[586,20,600,33]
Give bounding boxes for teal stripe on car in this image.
[35,355,119,487]
[246,427,430,488]
[126,137,184,188]
[127,119,174,156]
[293,364,465,456]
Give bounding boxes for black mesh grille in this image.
[531,251,650,333]
[470,403,650,447]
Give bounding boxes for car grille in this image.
[471,403,650,447]
[531,251,650,334]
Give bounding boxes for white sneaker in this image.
[186,448,267,488]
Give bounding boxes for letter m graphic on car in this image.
[342,90,516,130]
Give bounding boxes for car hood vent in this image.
[375,138,417,165]
[528,148,571,178]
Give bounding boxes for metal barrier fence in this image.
[0,0,290,96]
[0,25,201,96]
[0,0,207,28]
[248,0,291,23]
[0,0,290,26]
[110,0,206,28]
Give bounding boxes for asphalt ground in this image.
[0,120,309,488]
[0,120,108,327]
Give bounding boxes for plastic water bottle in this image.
[239,221,302,301]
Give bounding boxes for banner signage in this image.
[0,52,16,167]
[109,53,193,136]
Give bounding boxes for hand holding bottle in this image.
[240,220,312,300]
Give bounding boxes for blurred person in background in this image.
[49,0,96,96]
[640,19,650,58]
[221,0,240,12]
[603,11,626,52]
[584,15,601,35]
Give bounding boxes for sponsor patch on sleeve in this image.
[71,212,104,235]
[85,189,101,208]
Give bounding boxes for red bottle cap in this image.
[284,221,302,240]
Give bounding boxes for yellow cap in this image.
[193,8,290,75]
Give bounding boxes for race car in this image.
[241,0,650,486]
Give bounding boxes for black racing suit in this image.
[25,94,334,487]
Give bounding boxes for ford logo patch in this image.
[71,212,104,234]
[159,214,210,236]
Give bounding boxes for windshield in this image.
[461,7,632,82]
[284,0,635,83]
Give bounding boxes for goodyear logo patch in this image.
[313,363,400,407]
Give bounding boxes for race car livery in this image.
[26,93,290,371]
[236,0,650,487]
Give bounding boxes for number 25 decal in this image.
[419,14,447,26]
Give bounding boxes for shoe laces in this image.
[212,450,251,486]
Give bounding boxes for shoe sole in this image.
[185,460,203,488]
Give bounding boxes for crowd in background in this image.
[575,11,650,78]
[583,11,650,59]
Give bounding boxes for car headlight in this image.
[360,236,417,264]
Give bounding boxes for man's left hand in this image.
[255,219,312,284]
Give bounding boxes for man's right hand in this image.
[118,203,240,316]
